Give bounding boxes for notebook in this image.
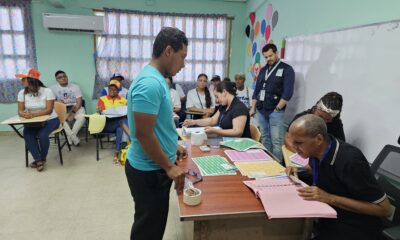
[191,155,237,176]
[221,138,263,151]
[225,149,272,162]
[243,178,337,219]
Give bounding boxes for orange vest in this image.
[98,95,127,110]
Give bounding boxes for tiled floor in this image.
[0,135,193,240]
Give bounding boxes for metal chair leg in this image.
[25,145,29,167]
[62,130,71,151]
[56,133,63,165]
[96,135,99,161]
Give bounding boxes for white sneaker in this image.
[71,135,80,146]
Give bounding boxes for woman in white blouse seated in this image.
[183,81,251,138]
[186,73,215,119]
[16,68,60,172]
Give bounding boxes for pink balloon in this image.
[267,4,273,20]
[249,12,256,26]
[265,25,271,41]
[260,40,266,52]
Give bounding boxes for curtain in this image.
[93,8,227,98]
[0,0,36,103]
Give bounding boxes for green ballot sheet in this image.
[191,155,237,176]
[221,138,262,151]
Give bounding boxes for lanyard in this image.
[263,60,281,88]
[195,89,204,109]
[312,141,332,185]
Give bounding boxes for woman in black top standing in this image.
[183,81,251,138]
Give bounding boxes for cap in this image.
[15,68,40,79]
[109,79,121,89]
[211,75,221,82]
[110,73,124,81]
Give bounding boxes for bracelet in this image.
[275,107,281,111]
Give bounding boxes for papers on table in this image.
[191,155,237,176]
[182,126,220,136]
[244,178,337,219]
[289,153,309,167]
[221,138,264,151]
[225,149,272,162]
[235,161,286,178]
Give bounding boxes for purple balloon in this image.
[261,19,266,35]
[252,42,257,56]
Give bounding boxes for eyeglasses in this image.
[185,169,203,185]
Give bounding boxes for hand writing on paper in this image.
[285,166,298,178]
[182,119,194,127]
[297,186,333,204]
[176,144,187,161]
[166,165,185,193]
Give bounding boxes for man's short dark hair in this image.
[152,27,188,58]
[262,43,278,53]
[55,70,66,77]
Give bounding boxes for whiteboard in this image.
[284,20,400,162]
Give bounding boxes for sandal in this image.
[113,153,120,165]
[36,161,45,172]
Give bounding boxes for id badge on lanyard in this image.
[260,60,281,102]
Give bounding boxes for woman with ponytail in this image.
[186,73,215,119]
[183,81,251,138]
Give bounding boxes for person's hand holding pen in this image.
[285,166,299,178]
[182,119,195,127]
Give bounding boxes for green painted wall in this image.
[0,0,246,131]
[244,0,400,85]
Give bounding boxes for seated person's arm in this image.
[173,107,181,113]
[187,106,207,113]
[208,115,247,137]
[18,101,26,117]
[72,97,82,112]
[183,111,219,127]
[97,99,105,114]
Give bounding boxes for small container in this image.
[183,187,202,206]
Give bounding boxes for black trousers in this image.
[125,161,173,240]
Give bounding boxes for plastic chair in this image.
[377,176,400,240]
[250,124,261,142]
[87,114,116,161]
[25,102,71,166]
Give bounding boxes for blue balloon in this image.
[252,42,257,56]
[261,19,266,35]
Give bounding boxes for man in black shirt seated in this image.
[183,81,251,138]
[286,114,391,240]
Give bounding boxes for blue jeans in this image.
[24,118,60,162]
[103,117,127,152]
[256,110,286,161]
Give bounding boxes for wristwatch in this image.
[275,106,281,112]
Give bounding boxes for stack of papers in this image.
[182,127,220,136]
[244,178,337,219]
[102,106,127,117]
[225,149,272,162]
[191,155,237,176]
[289,153,309,167]
[234,161,286,178]
[221,138,263,151]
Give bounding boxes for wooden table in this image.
[177,142,312,240]
[1,115,50,138]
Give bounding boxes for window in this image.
[93,9,229,97]
[0,0,36,103]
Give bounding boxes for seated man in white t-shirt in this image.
[166,77,181,127]
[101,73,129,98]
[50,70,85,146]
[234,73,254,110]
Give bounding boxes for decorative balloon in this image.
[254,21,260,37]
[267,4,273,20]
[272,11,279,30]
[245,25,250,38]
[252,42,257,56]
[265,25,271,41]
[249,12,256,26]
[255,52,261,64]
[260,40,266,52]
[246,43,252,56]
[260,19,266,35]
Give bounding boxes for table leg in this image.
[9,124,24,138]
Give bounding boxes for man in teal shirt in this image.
[125,27,188,240]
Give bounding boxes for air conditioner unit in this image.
[42,13,104,33]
